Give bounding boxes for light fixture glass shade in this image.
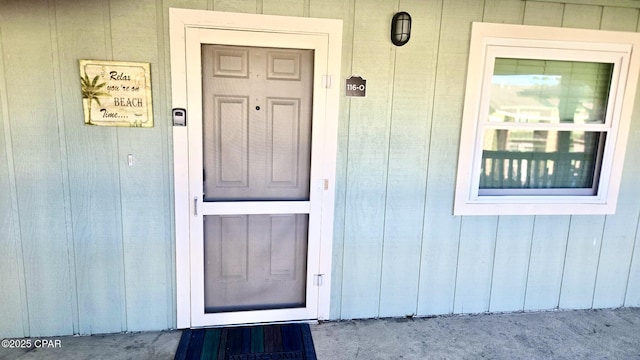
[391,12,411,46]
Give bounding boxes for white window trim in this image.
[454,22,640,216]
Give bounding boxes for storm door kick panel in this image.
[191,43,319,326]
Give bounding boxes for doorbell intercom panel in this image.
[172,108,187,126]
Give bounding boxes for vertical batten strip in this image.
[416,0,462,316]
[339,0,396,319]
[559,216,606,309]
[0,9,29,338]
[592,6,640,309]
[455,216,499,314]
[523,0,564,25]
[624,16,640,309]
[481,0,532,314]
[379,0,435,318]
[107,0,130,333]
[55,0,127,335]
[624,214,640,306]
[156,0,177,329]
[562,3,602,28]
[557,3,606,311]
[377,0,399,316]
[110,0,171,331]
[303,0,310,17]
[490,216,535,312]
[212,0,258,13]
[47,0,79,335]
[263,0,304,16]
[103,0,129,334]
[520,0,571,312]
[414,0,442,316]
[0,0,75,336]
[423,0,486,315]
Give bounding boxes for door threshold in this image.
[190,319,318,330]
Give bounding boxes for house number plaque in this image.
[346,75,366,97]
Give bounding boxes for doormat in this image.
[174,323,317,360]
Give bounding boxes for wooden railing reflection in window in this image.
[480,150,600,191]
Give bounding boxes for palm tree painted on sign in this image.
[81,73,109,123]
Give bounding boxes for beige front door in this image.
[201,45,314,314]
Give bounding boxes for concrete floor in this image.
[1,308,638,359]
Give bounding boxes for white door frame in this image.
[170,8,342,329]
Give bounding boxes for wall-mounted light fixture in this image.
[391,12,411,46]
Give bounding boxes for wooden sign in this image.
[80,60,153,127]
[346,75,366,97]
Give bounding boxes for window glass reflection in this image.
[480,130,604,190]
[490,58,613,124]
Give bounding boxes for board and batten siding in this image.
[1,0,639,338]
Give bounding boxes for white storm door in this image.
[186,28,329,327]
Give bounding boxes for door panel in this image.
[267,98,303,188]
[212,47,249,77]
[205,96,249,190]
[203,214,308,313]
[202,45,312,201]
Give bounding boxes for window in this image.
[454,23,640,215]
